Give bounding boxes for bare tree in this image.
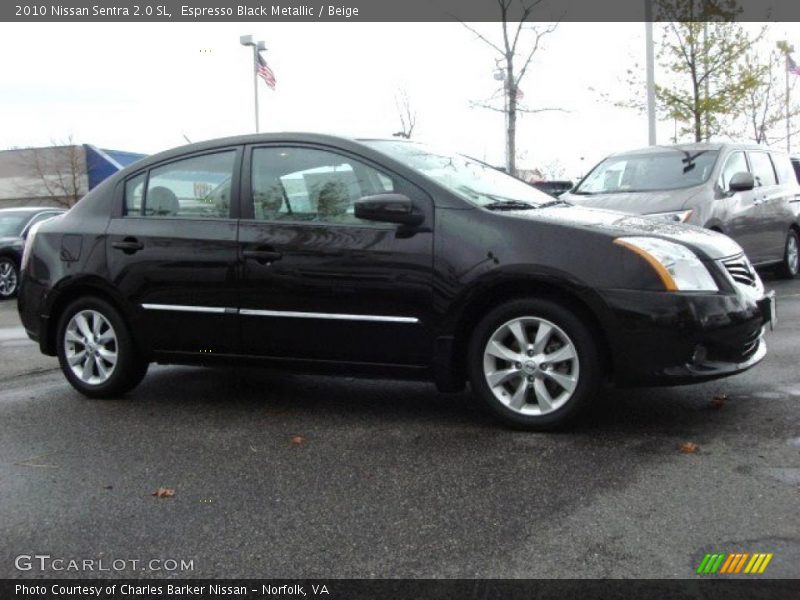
[14,136,88,207]
[733,49,800,144]
[460,1,559,176]
[392,89,417,139]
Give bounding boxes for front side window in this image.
[574,149,719,195]
[251,147,395,224]
[719,151,749,191]
[749,152,777,187]
[126,151,235,218]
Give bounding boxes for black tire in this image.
[777,228,800,279]
[0,257,19,299]
[468,298,602,430]
[56,296,148,398]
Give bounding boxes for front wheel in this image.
[468,298,602,430]
[0,257,18,299]
[777,229,800,279]
[57,297,148,398]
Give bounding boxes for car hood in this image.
[561,185,703,213]
[0,236,23,248]
[504,204,742,260]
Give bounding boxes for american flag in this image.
[788,54,800,76]
[257,52,277,90]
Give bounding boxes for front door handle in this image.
[243,249,283,264]
[112,238,143,253]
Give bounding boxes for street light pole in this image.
[240,35,266,133]
[645,0,657,146]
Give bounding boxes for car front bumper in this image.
[600,287,771,386]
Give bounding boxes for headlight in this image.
[646,209,694,223]
[614,236,718,292]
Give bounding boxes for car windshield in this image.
[364,140,555,208]
[0,213,30,237]
[574,149,720,194]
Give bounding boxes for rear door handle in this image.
[242,249,283,264]
[111,238,143,253]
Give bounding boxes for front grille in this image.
[721,255,757,287]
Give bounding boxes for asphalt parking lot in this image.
[1,276,799,580]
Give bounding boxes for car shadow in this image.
[115,363,742,438]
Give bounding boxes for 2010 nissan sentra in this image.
[17,134,776,429]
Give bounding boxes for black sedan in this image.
[17,134,775,429]
[0,207,65,298]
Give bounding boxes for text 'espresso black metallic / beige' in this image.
[17,134,776,429]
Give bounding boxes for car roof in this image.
[0,207,65,215]
[609,142,784,158]
[132,132,369,168]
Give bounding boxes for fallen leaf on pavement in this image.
[152,487,175,498]
[679,442,699,454]
[290,436,306,445]
[711,394,728,409]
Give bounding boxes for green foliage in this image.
[653,0,765,141]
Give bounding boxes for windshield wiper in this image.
[482,200,537,210]
[536,199,571,208]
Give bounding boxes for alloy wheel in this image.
[787,233,799,276]
[0,261,17,297]
[482,316,580,416]
[64,310,119,385]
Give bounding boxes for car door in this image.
[106,148,242,354]
[747,150,788,262]
[715,150,764,260]
[237,143,435,366]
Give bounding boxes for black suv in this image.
[18,134,775,429]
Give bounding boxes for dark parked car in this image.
[0,207,65,298]
[531,180,574,198]
[18,134,775,429]
[562,143,800,278]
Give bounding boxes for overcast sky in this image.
[1,21,798,179]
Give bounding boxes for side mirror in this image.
[728,171,755,193]
[354,193,424,226]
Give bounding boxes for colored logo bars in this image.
[696,552,773,575]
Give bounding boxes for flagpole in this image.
[240,35,265,133]
[253,44,260,133]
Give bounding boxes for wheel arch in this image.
[43,278,143,357]
[444,277,615,390]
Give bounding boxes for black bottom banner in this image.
[3,579,799,600]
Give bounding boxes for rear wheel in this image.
[468,298,602,430]
[57,297,148,398]
[0,257,18,299]
[778,229,800,279]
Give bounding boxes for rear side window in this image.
[125,151,235,218]
[749,152,778,187]
[772,153,796,185]
[719,151,748,190]
[793,159,800,184]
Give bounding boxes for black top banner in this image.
[3,0,800,22]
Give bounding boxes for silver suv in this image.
[563,143,800,278]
